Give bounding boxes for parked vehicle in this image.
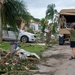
[58,9,75,45]
[2,27,36,43]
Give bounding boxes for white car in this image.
[2,27,36,43]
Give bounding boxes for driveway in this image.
[31,42,75,75]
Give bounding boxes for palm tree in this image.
[45,4,57,23]
[0,0,4,41]
[40,18,48,42]
[45,4,58,45]
[0,0,30,41]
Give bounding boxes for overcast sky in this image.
[24,0,75,19]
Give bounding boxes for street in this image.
[31,42,75,75]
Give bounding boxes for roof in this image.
[59,9,75,15]
[30,20,40,24]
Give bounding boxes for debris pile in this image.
[0,43,40,75]
[16,47,40,60]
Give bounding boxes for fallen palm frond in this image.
[0,49,39,75]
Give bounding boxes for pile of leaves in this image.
[0,50,39,75]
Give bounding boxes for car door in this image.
[2,30,10,40]
[2,27,19,40]
[8,27,17,40]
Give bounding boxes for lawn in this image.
[0,42,48,56]
[0,42,50,75]
[0,42,48,75]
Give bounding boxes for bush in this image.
[27,28,34,33]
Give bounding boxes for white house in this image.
[30,22,41,33]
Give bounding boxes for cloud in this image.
[24,0,75,19]
[29,7,46,19]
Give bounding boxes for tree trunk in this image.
[45,26,51,46]
[40,32,44,43]
[0,4,2,42]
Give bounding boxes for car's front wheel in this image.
[20,36,28,43]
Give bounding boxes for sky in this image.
[23,0,75,19]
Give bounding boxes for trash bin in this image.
[59,36,64,45]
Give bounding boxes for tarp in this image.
[59,9,75,15]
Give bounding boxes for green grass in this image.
[20,43,47,55]
[0,42,47,56]
[0,42,10,50]
[51,39,57,45]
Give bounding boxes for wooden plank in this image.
[59,28,70,34]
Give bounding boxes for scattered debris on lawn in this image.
[10,41,40,60]
[0,42,40,75]
[16,47,40,60]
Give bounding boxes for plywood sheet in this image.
[59,29,70,34]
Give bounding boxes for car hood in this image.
[20,30,35,35]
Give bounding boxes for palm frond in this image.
[2,0,29,32]
[45,4,57,21]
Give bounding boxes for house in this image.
[30,21,41,33]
